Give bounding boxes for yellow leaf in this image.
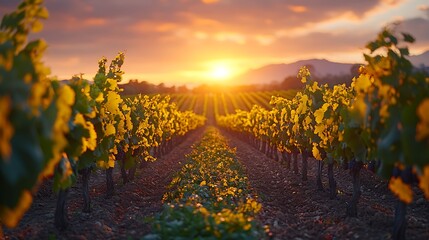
[105,123,116,136]
[243,224,251,231]
[379,104,389,119]
[126,118,133,131]
[297,95,309,114]
[298,66,310,83]
[113,145,119,154]
[122,104,130,112]
[145,155,156,162]
[304,115,312,125]
[416,98,429,141]
[338,131,344,142]
[108,155,115,168]
[59,85,75,106]
[75,113,97,152]
[32,21,43,33]
[86,124,97,151]
[0,96,13,160]
[97,160,106,169]
[117,119,125,134]
[419,165,429,200]
[200,180,206,186]
[37,7,49,19]
[314,105,327,124]
[389,177,413,204]
[354,74,371,92]
[314,124,325,135]
[308,81,320,93]
[199,207,209,216]
[60,155,73,182]
[107,78,117,91]
[95,93,104,103]
[85,110,96,119]
[105,91,122,115]
[123,144,129,152]
[312,144,322,160]
[73,113,86,126]
[29,82,47,110]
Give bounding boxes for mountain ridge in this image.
[233,59,357,85]
[233,50,429,86]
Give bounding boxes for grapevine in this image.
[218,28,429,240]
[0,0,205,230]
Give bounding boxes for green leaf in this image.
[366,41,379,53]
[398,47,409,57]
[402,33,415,43]
[389,35,398,45]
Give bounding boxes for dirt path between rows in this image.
[222,130,429,240]
[4,127,206,240]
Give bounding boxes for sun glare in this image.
[209,64,231,81]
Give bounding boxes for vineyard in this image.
[1,1,429,240]
[167,90,297,124]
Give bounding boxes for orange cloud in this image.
[215,32,247,44]
[381,0,402,5]
[179,12,221,28]
[254,35,275,46]
[288,5,307,13]
[130,21,178,33]
[418,5,429,11]
[46,15,107,30]
[201,0,220,4]
[157,23,178,32]
[83,18,107,26]
[194,31,208,40]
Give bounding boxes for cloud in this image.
[418,4,429,18]
[129,21,179,33]
[215,32,247,44]
[3,0,427,85]
[201,0,220,4]
[37,0,389,39]
[397,17,429,48]
[83,18,107,27]
[194,31,209,40]
[254,35,275,46]
[381,0,403,5]
[288,5,308,13]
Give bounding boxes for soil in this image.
[222,130,429,240]
[3,127,205,240]
[3,126,429,240]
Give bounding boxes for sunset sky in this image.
[2,0,429,86]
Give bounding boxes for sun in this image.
[209,64,232,81]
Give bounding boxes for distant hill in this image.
[232,50,429,88]
[234,59,357,86]
[410,50,429,67]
